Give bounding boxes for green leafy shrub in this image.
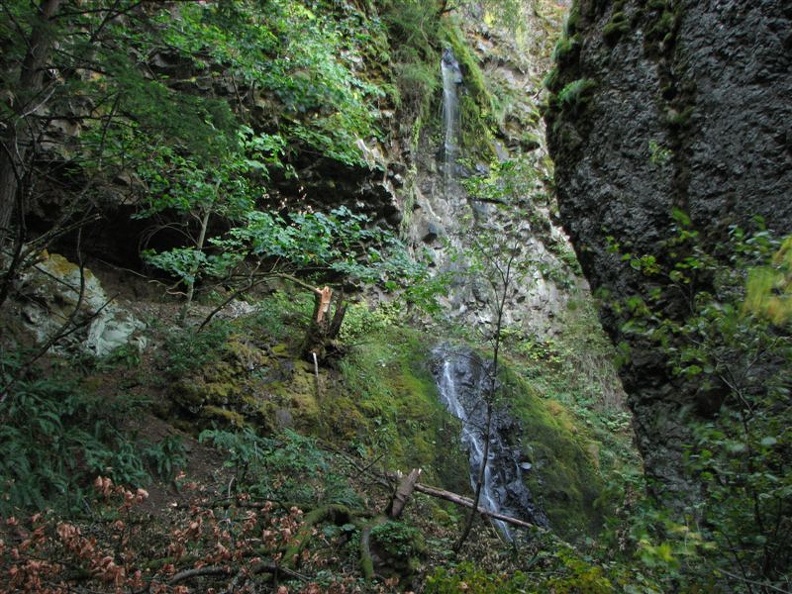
[142,434,188,481]
[161,321,232,381]
[370,520,426,564]
[613,214,792,590]
[199,427,360,507]
[0,360,148,515]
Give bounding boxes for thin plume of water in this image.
[435,349,512,541]
[441,48,462,193]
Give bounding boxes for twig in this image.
[716,569,791,594]
[168,566,232,585]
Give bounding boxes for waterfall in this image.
[433,345,550,540]
[441,48,462,190]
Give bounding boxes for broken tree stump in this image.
[385,468,422,519]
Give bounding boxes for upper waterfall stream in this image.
[441,48,462,191]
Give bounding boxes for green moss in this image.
[202,405,246,427]
[492,360,604,540]
[552,34,580,64]
[603,12,630,46]
[369,520,426,577]
[557,78,597,109]
[326,320,452,476]
[504,371,606,541]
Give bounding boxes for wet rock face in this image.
[431,344,550,532]
[546,0,792,505]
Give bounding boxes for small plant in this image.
[0,358,149,515]
[142,434,188,480]
[648,139,672,165]
[557,78,597,108]
[370,520,426,573]
[161,321,232,380]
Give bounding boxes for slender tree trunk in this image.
[454,254,514,551]
[179,207,212,323]
[454,401,493,551]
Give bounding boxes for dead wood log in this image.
[301,286,346,362]
[412,482,542,532]
[283,504,354,568]
[385,468,422,519]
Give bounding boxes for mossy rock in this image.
[509,381,606,541]
[603,12,630,46]
[201,405,247,427]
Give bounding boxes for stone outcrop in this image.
[13,252,146,357]
[546,0,792,505]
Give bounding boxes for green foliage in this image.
[143,195,423,320]
[557,78,597,108]
[370,520,426,562]
[648,139,672,165]
[378,0,499,159]
[2,0,399,301]
[612,214,792,590]
[199,427,361,507]
[141,435,188,481]
[0,356,148,515]
[249,290,314,343]
[160,0,386,166]
[744,235,792,324]
[161,321,233,381]
[426,549,618,594]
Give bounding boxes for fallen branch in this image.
[412,482,543,532]
[169,566,232,585]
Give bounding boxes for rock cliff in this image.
[546,0,792,505]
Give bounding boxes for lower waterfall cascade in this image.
[432,343,550,540]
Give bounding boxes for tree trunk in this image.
[301,286,346,363]
[386,468,422,519]
[0,0,62,245]
[454,401,493,551]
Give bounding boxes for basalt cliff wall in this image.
[546,0,792,504]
